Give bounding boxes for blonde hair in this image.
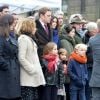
[15,18,24,35]
[74,43,87,51]
[43,42,57,55]
[15,18,36,36]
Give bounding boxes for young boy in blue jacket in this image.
[68,43,88,100]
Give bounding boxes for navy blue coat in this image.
[68,59,88,88]
[0,35,21,99]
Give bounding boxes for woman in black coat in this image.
[0,14,21,100]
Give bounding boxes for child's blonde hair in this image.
[74,43,87,51]
[43,42,57,55]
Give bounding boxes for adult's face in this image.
[69,28,75,38]
[57,14,63,26]
[10,22,15,32]
[2,8,9,15]
[51,18,57,29]
[72,23,82,31]
[32,27,37,35]
[89,28,98,36]
[13,14,19,26]
[41,11,52,24]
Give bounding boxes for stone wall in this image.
[67,0,100,21]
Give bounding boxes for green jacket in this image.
[75,32,83,44]
[60,34,76,56]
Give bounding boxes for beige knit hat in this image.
[70,16,83,24]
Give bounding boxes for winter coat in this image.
[60,34,76,56]
[74,31,83,44]
[42,59,64,89]
[68,59,88,88]
[35,20,51,61]
[89,34,100,87]
[0,35,21,99]
[83,32,93,67]
[18,34,45,87]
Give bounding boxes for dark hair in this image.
[58,48,67,55]
[0,14,14,37]
[64,24,75,34]
[50,16,59,29]
[38,7,51,17]
[11,13,17,15]
[0,6,2,12]
[0,5,9,12]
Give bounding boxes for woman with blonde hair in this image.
[18,18,45,100]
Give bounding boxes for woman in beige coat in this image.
[18,18,45,100]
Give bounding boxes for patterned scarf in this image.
[69,51,87,63]
[43,54,58,73]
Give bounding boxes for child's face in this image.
[59,53,67,61]
[50,45,58,55]
[76,48,87,56]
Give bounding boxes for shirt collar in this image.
[39,19,46,29]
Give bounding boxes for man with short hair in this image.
[83,22,98,100]
[70,16,83,43]
[88,20,100,100]
[35,7,52,63]
[0,5,9,15]
[35,7,52,100]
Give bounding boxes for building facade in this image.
[62,0,100,21]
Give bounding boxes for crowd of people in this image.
[0,4,100,100]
